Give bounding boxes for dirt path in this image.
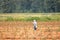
[0,21,60,40]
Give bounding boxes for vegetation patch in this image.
[0,14,60,21]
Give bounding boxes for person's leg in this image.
[34,26,36,30]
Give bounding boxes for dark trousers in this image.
[34,26,37,30]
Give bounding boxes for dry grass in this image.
[0,13,60,40]
[0,21,60,40]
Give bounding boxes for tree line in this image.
[0,0,60,13]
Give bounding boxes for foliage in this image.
[0,0,60,13]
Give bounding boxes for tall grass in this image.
[0,13,60,21]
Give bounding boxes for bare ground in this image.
[0,21,60,40]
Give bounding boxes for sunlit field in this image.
[0,13,60,40]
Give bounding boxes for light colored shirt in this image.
[33,20,37,28]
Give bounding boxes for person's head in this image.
[33,20,36,22]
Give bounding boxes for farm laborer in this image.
[33,20,37,30]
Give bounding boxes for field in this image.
[0,13,60,40]
[0,13,60,21]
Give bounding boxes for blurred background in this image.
[0,0,60,13]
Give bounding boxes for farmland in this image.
[0,13,60,40]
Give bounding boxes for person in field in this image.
[33,20,37,30]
